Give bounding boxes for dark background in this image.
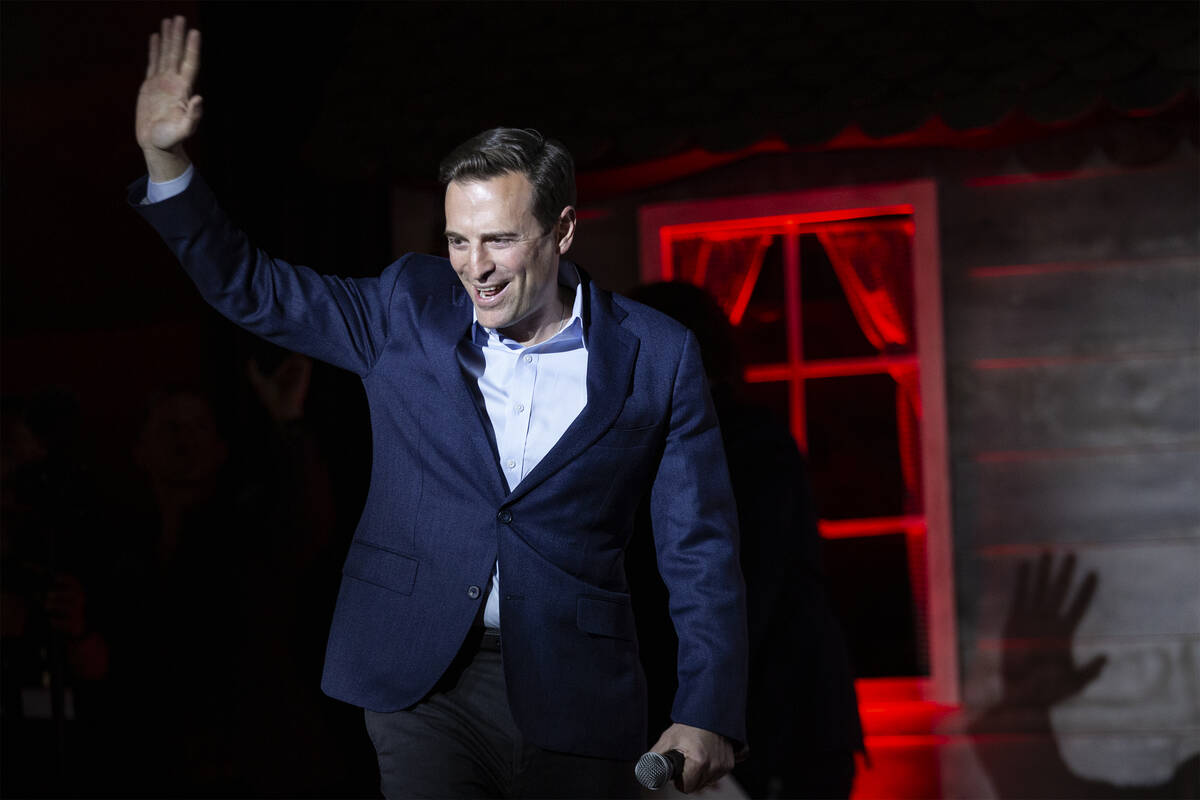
[5,0,1195,474]
[3,3,1197,797]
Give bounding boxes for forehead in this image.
[444,172,537,230]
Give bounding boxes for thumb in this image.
[1075,654,1107,688]
[1063,654,1108,699]
[187,95,204,123]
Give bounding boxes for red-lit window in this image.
[639,183,958,710]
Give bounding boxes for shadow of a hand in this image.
[1000,552,1107,709]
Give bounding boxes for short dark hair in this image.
[438,127,576,232]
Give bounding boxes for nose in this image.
[464,243,494,281]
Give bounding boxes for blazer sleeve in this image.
[649,330,749,746]
[129,172,402,377]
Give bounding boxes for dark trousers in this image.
[364,630,641,799]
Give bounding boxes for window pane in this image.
[800,233,879,360]
[822,533,925,677]
[804,221,917,360]
[670,234,788,365]
[735,237,788,365]
[805,374,919,519]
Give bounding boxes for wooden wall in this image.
[558,122,1200,796]
[940,159,1199,795]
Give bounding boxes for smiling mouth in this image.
[475,284,507,302]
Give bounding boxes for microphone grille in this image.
[635,751,672,790]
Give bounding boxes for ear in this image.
[555,206,577,255]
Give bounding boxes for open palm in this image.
[136,16,202,153]
[1000,552,1106,708]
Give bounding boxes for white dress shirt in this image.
[461,278,588,629]
[144,166,590,630]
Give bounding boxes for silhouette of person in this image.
[101,352,344,796]
[99,385,253,794]
[1,391,114,797]
[626,282,864,799]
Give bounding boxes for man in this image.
[132,17,746,798]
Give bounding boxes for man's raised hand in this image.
[136,16,202,181]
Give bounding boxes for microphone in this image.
[635,749,684,790]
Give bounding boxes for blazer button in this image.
[497,510,513,524]
[467,585,481,599]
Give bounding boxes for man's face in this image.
[445,172,575,346]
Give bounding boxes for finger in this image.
[1075,653,1107,688]
[158,18,172,73]
[174,16,189,71]
[1047,552,1077,618]
[186,95,204,124]
[673,758,692,793]
[1063,570,1098,633]
[1062,653,1107,699]
[676,769,694,793]
[1011,559,1031,619]
[1031,551,1052,612]
[181,28,201,83]
[679,759,706,794]
[165,16,184,72]
[146,32,159,79]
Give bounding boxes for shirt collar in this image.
[472,262,586,352]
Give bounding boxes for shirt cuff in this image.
[143,163,195,205]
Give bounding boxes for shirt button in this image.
[524,355,533,363]
[497,510,513,524]
[506,459,516,469]
[515,403,525,414]
[467,585,481,599]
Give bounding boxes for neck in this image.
[507,285,572,347]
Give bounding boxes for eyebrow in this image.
[443,229,524,240]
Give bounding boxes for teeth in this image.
[479,286,500,298]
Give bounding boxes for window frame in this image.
[638,180,959,704]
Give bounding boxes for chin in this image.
[475,309,513,330]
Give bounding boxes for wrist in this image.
[143,145,190,182]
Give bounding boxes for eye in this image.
[446,236,467,250]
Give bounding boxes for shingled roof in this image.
[301,1,1198,181]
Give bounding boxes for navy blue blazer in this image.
[131,173,748,760]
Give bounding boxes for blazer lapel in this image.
[506,273,639,504]
[416,283,509,500]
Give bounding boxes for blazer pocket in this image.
[577,594,636,640]
[343,540,419,595]
[593,423,658,450]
